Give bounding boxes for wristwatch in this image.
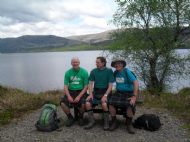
[104,93,108,97]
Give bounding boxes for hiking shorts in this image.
[60,90,87,108]
[86,88,111,106]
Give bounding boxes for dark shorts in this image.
[108,91,136,114]
[87,88,111,106]
[60,90,86,108]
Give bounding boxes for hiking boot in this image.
[78,118,85,126]
[126,124,135,134]
[77,111,85,126]
[126,117,135,134]
[56,127,63,132]
[65,117,75,127]
[84,110,95,130]
[57,117,64,130]
[109,120,118,131]
[103,112,109,131]
[84,119,95,129]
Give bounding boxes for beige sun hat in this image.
[111,59,126,67]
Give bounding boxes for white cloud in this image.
[0,0,117,38]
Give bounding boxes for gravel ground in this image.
[0,106,189,142]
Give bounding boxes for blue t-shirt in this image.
[114,68,137,92]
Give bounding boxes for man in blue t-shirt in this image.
[109,59,139,134]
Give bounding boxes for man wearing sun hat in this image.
[109,59,139,134]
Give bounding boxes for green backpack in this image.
[35,104,59,132]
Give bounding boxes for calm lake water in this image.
[0,50,189,93]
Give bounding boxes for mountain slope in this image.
[67,30,114,44]
[0,35,83,53]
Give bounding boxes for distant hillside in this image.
[0,35,84,53]
[0,29,189,53]
[67,30,114,45]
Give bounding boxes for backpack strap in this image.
[114,68,137,84]
[124,68,137,84]
[113,70,117,78]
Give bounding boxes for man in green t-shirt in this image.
[84,57,114,130]
[60,57,89,127]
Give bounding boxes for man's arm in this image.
[79,70,89,97]
[101,83,113,104]
[130,80,139,105]
[73,85,88,103]
[78,85,88,98]
[64,85,70,97]
[104,83,113,97]
[133,80,139,97]
[86,81,94,101]
[64,85,73,103]
[89,81,94,96]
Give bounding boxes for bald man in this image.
[60,57,89,127]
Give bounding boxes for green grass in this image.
[143,88,190,131]
[1,84,190,132]
[49,44,111,51]
[0,85,63,125]
[26,44,111,52]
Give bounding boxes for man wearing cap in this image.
[60,57,89,127]
[109,59,139,134]
[84,56,114,130]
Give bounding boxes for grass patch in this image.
[28,44,111,52]
[143,88,190,131]
[0,109,14,125]
[182,124,190,131]
[0,85,63,126]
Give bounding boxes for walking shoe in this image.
[109,120,118,131]
[84,110,95,129]
[65,117,75,127]
[126,117,135,134]
[103,112,109,131]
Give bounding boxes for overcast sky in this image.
[0,0,117,38]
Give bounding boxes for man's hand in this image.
[101,95,107,103]
[130,96,136,106]
[74,96,81,103]
[67,95,74,103]
[86,94,93,101]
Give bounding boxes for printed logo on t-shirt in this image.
[116,77,124,83]
[70,76,81,84]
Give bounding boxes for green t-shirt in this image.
[89,67,114,89]
[64,67,89,90]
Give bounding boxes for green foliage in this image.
[143,87,190,126]
[48,44,111,52]
[182,124,190,131]
[111,0,190,94]
[0,109,14,125]
[178,87,190,96]
[0,85,63,126]
[0,85,10,95]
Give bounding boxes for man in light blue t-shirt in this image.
[109,59,139,134]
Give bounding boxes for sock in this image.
[111,116,116,122]
[103,111,109,113]
[67,113,73,119]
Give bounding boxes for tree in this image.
[111,0,190,94]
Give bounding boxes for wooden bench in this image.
[73,92,144,119]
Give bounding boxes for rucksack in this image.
[35,104,59,132]
[133,114,162,131]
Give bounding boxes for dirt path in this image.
[0,106,189,142]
